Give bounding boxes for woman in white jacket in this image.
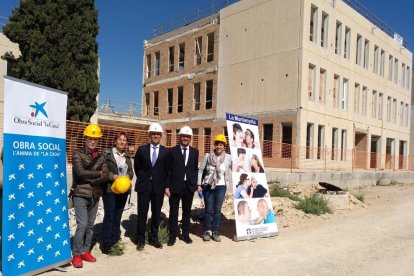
[197,134,232,242]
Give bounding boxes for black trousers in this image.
[168,184,194,238]
[136,182,164,244]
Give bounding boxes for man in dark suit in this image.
[134,123,169,251]
[165,126,199,246]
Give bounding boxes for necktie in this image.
[182,147,187,165]
[152,146,157,167]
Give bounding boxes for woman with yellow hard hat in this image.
[197,133,232,242]
[101,132,134,255]
[71,124,108,268]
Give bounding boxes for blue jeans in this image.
[102,192,128,244]
[203,185,226,233]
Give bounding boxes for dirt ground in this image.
[42,183,414,276]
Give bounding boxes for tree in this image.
[3,0,99,122]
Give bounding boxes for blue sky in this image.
[1,0,413,110]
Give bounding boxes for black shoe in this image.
[101,242,111,254]
[167,238,176,246]
[136,242,145,251]
[182,236,193,244]
[148,240,163,249]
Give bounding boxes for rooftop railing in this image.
[151,0,236,37]
[343,0,407,47]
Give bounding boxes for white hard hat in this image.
[178,126,193,136]
[148,123,163,133]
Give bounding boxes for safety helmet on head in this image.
[111,176,131,194]
[213,134,227,145]
[178,126,193,136]
[148,123,163,133]
[84,124,102,138]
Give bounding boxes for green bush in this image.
[146,219,169,244]
[295,194,332,215]
[354,194,364,202]
[270,186,301,201]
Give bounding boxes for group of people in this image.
[70,122,233,268]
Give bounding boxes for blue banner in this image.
[2,77,70,275]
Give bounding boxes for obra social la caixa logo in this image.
[29,101,48,118]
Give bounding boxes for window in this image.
[195,36,202,65]
[402,63,406,88]
[194,83,201,111]
[179,43,185,70]
[388,55,393,81]
[380,49,385,77]
[146,54,152,78]
[166,130,172,146]
[335,21,342,55]
[204,128,211,153]
[394,58,398,84]
[168,46,174,72]
[331,127,338,160]
[192,128,199,148]
[333,74,340,108]
[206,80,213,109]
[356,34,362,65]
[371,90,377,118]
[319,68,326,103]
[341,78,348,110]
[145,93,150,115]
[321,12,328,47]
[363,39,369,69]
[386,96,392,122]
[400,101,404,126]
[308,64,316,101]
[167,88,173,114]
[177,86,183,113]
[406,67,411,90]
[281,123,292,158]
[392,98,397,123]
[263,124,273,157]
[153,91,159,116]
[344,27,351,59]
[341,129,347,161]
[207,32,215,62]
[306,123,314,159]
[154,51,160,76]
[310,5,318,42]
[405,103,409,127]
[175,129,180,145]
[354,83,360,114]
[317,125,324,160]
[373,46,379,74]
[378,93,383,120]
[361,86,367,116]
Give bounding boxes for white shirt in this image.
[181,146,189,180]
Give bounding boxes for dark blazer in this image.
[167,145,199,193]
[134,143,169,195]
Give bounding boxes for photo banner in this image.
[226,113,278,241]
[2,76,71,275]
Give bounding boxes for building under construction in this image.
[142,0,412,171]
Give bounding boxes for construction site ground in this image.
[41,183,414,276]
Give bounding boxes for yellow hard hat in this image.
[111,176,131,194]
[213,134,227,145]
[84,124,102,138]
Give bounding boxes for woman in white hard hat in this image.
[101,132,134,255]
[197,134,232,242]
[71,124,108,268]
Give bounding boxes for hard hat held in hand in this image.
[84,124,102,138]
[111,176,131,194]
[178,126,193,136]
[148,123,163,133]
[213,133,227,144]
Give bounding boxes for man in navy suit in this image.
[165,126,199,246]
[134,123,169,251]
